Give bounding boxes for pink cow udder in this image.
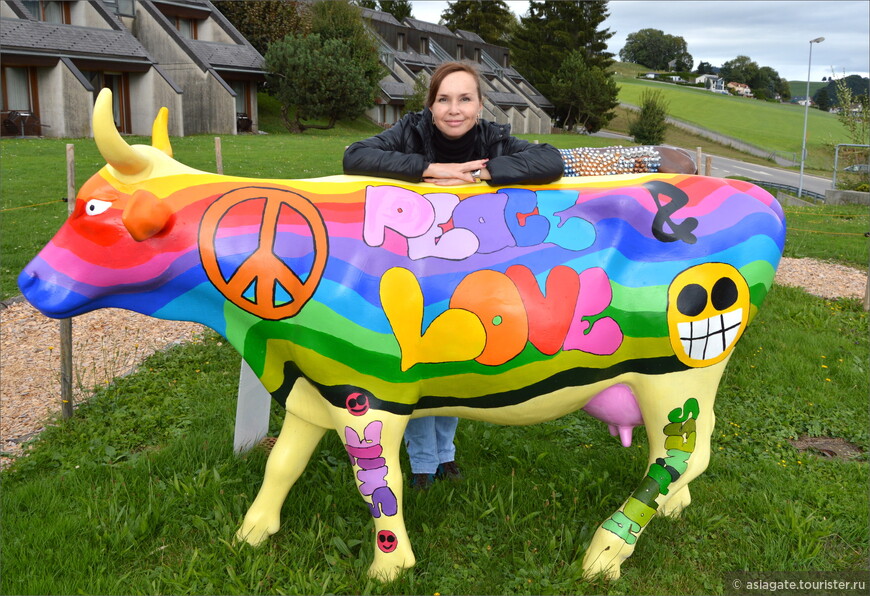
[582,384,643,447]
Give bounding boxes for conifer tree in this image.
[440,1,516,45]
[265,0,385,132]
[510,0,615,127]
[378,0,413,22]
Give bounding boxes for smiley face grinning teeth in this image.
[677,308,743,361]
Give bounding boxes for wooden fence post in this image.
[60,144,75,419]
[696,147,703,175]
[864,256,869,312]
[215,137,223,175]
[705,155,713,176]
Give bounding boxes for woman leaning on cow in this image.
[343,61,564,490]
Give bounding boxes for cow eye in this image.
[85,199,112,215]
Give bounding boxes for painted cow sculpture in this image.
[19,89,786,580]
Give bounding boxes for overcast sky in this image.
[409,1,870,82]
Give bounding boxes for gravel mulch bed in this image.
[1,256,866,468]
[1,304,205,468]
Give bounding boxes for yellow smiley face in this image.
[667,263,750,367]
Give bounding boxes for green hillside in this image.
[615,76,848,168]
[788,80,829,98]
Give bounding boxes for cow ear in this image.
[122,190,173,241]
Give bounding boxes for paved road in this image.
[705,154,832,197]
[591,130,831,196]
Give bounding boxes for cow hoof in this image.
[581,529,634,581]
[659,485,691,518]
[235,510,279,547]
[368,555,415,582]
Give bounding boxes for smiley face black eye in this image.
[711,277,738,311]
[677,283,707,317]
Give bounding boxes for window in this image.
[103,0,135,17]
[2,66,40,137]
[230,80,248,114]
[474,48,481,62]
[84,71,129,132]
[22,1,69,23]
[420,37,429,55]
[456,44,464,60]
[2,67,31,112]
[396,33,405,52]
[175,17,197,39]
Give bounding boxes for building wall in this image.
[132,6,236,135]
[69,2,113,29]
[197,17,234,44]
[128,70,184,136]
[32,61,93,138]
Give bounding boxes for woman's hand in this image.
[422,160,489,185]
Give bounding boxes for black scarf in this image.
[432,125,480,163]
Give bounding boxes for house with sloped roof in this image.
[1,0,264,138]
[726,81,753,98]
[360,7,553,134]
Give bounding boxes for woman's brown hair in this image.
[425,61,482,108]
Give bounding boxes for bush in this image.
[629,89,669,145]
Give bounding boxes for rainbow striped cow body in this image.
[18,90,785,580]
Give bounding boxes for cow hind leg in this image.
[582,364,722,580]
[334,406,415,581]
[236,405,327,547]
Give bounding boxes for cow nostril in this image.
[676,284,707,317]
[711,277,738,311]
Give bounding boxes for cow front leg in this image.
[582,365,721,580]
[236,405,327,547]
[337,406,414,581]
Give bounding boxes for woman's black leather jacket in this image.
[343,109,563,186]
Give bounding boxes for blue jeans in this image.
[404,416,458,474]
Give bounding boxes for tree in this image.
[814,87,831,111]
[265,0,385,132]
[549,49,618,133]
[719,55,789,101]
[815,74,870,108]
[378,0,413,21]
[216,1,307,56]
[440,1,516,45]
[510,1,614,126]
[719,55,759,85]
[619,28,692,72]
[832,74,870,145]
[404,72,428,114]
[629,89,669,145]
[695,61,716,75]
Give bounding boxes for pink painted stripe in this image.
[38,242,193,287]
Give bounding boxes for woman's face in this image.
[431,71,482,140]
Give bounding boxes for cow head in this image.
[17,89,209,319]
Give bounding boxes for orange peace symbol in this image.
[199,186,328,320]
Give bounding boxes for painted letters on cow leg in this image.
[582,363,722,580]
[334,406,415,580]
[236,382,328,548]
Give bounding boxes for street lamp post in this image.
[798,36,824,198]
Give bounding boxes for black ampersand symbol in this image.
[644,181,698,245]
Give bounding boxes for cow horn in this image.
[93,88,150,176]
[151,107,173,158]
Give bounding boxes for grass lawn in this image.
[1,284,866,595]
[616,76,849,170]
[1,97,868,593]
